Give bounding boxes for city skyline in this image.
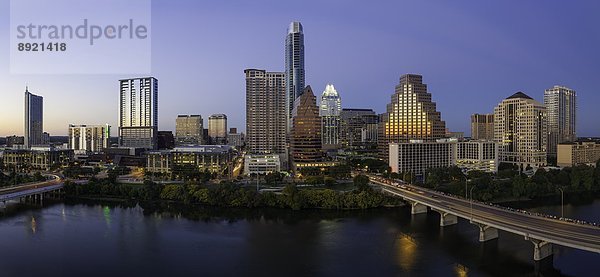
[2,1,600,137]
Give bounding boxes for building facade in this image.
[291,86,322,168]
[319,84,341,149]
[285,22,305,127]
[176,115,203,146]
[227,128,244,148]
[340,109,379,149]
[379,74,446,158]
[68,124,110,153]
[244,69,287,154]
[389,140,456,179]
[157,131,175,150]
[24,87,43,148]
[119,77,158,149]
[494,92,547,169]
[456,140,498,173]
[146,145,234,177]
[3,146,73,171]
[544,85,576,158]
[208,114,228,145]
[470,113,494,140]
[244,154,281,175]
[557,141,600,167]
[6,136,25,148]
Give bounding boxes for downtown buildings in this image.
[379,74,446,158]
[493,92,547,169]
[244,69,287,155]
[544,86,576,158]
[118,77,159,149]
[285,22,306,126]
[24,87,43,148]
[340,108,379,149]
[208,114,228,145]
[290,86,323,167]
[176,115,204,146]
[471,113,494,140]
[319,84,341,149]
[68,124,110,153]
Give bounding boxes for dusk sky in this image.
[1,0,599,137]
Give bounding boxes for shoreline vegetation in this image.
[62,175,404,211]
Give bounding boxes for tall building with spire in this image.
[291,86,322,168]
[494,92,547,169]
[319,84,341,149]
[24,87,43,148]
[544,85,576,159]
[285,21,305,129]
[379,74,446,158]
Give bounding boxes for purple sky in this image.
[1,0,599,137]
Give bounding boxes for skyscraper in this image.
[285,22,305,126]
[208,114,228,145]
[494,92,547,169]
[379,74,446,158]
[291,86,322,167]
[176,115,203,146]
[340,108,379,148]
[544,85,576,158]
[319,84,341,149]
[245,69,287,154]
[471,113,494,140]
[24,87,43,148]
[119,77,158,149]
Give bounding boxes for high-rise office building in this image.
[340,109,379,148]
[291,86,322,167]
[494,92,547,169]
[544,85,576,158]
[245,69,287,154]
[319,84,341,149]
[208,114,228,145]
[24,87,43,148]
[285,22,305,127]
[157,131,175,150]
[118,77,158,149]
[175,115,203,146]
[68,124,110,152]
[471,113,494,140]
[379,74,446,158]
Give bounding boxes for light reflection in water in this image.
[395,233,417,269]
[30,216,37,234]
[454,263,469,277]
[103,206,111,227]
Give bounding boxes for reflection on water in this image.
[0,198,598,277]
[395,233,417,270]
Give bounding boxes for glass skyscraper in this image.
[24,87,43,148]
[285,22,305,127]
[319,84,341,148]
[544,85,576,158]
[119,77,158,149]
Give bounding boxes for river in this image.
[0,197,598,277]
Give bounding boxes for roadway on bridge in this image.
[0,174,63,202]
[369,177,600,254]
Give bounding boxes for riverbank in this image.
[62,180,405,211]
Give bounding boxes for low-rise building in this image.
[389,139,498,179]
[146,145,234,177]
[2,146,73,171]
[244,154,281,175]
[557,141,600,167]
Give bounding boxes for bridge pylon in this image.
[473,223,498,242]
[432,209,457,226]
[526,237,553,261]
[410,201,427,214]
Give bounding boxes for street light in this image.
[470,185,477,222]
[557,187,564,218]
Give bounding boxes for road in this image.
[369,176,600,254]
[0,174,63,202]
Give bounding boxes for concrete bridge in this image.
[368,175,600,263]
[0,174,64,205]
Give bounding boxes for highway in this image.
[0,174,63,202]
[368,176,600,255]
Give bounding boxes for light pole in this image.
[470,185,477,222]
[557,187,564,218]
